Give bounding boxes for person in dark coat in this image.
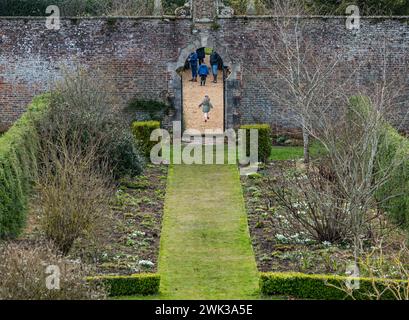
[210,50,221,83]
[198,64,209,86]
[196,47,205,65]
[188,51,198,82]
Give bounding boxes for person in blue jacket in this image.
[198,63,209,86]
[188,51,198,82]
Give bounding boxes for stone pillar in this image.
[225,64,242,129]
[153,0,163,16]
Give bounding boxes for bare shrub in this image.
[36,67,144,179]
[36,130,113,255]
[265,159,353,243]
[267,95,401,249]
[0,241,106,300]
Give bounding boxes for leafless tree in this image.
[248,1,344,163]
[246,2,409,262]
[307,45,409,261]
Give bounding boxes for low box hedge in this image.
[260,272,405,300]
[132,121,161,158]
[0,95,49,238]
[87,273,160,297]
[240,124,272,163]
[125,99,169,122]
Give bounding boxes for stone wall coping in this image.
[224,15,409,19]
[1,15,409,21]
[0,15,190,20]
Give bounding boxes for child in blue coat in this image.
[198,64,209,86]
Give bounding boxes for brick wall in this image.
[1,16,409,131]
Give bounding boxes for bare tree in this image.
[249,1,343,163]
[245,2,409,262]
[301,45,409,261]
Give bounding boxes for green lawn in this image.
[118,142,323,300]
[156,163,260,299]
[270,146,305,161]
[270,141,326,161]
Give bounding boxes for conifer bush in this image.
[240,124,272,163]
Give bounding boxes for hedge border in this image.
[87,273,160,297]
[260,272,406,300]
[240,124,272,163]
[131,120,161,158]
[0,94,49,238]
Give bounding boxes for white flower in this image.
[138,260,154,268]
[275,234,287,243]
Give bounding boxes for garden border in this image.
[87,273,160,297]
[260,272,407,300]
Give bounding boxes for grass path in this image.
[157,164,259,299]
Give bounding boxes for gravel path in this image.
[182,55,224,134]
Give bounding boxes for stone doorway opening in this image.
[178,47,227,134]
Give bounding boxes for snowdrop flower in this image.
[138,260,154,268]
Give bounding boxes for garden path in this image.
[157,163,259,299]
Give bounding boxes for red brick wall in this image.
[1,16,409,130]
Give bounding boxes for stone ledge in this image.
[0,15,189,20]
[220,15,409,20]
[1,15,409,21]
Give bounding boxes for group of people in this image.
[187,48,222,86]
[186,49,221,122]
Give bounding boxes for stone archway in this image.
[167,32,241,131]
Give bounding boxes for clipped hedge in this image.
[240,124,272,163]
[0,95,49,238]
[125,99,170,122]
[375,125,409,230]
[260,272,403,300]
[132,121,161,158]
[87,273,160,297]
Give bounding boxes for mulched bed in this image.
[19,163,168,276]
[90,163,168,275]
[241,160,405,275]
